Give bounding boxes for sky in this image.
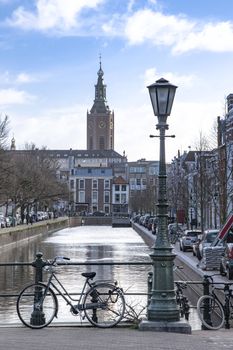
[0,0,233,162]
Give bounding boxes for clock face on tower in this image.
[99,121,106,128]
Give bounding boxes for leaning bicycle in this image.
[16,256,125,329]
[175,281,190,321]
[197,274,233,330]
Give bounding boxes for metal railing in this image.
[0,252,231,329]
[0,252,153,299]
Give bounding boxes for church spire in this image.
[90,57,109,113]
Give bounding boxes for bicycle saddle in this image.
[82,272,96,279]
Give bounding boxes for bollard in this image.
[30,252,47,326]
[202,275,211,330]
[90,288,98,324]
[224,284,230,329]
[32,252,47,284]
[147,272,153,313]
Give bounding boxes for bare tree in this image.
[1,148,69,220]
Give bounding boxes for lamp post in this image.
[140,78,191,333]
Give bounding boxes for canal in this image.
[0,225,201,329]
[0,226,151,325]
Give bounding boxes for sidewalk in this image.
[0,325,232,350]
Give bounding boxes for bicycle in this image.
[169,226,183,244]
[175,281,190,321]
[16,256,126,329]
[197,274,233,330]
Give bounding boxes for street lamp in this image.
[140,78,191,333]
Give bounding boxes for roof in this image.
[113,176,128,184]
[7,149,125,159]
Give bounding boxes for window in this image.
[115,194,120,203]
[115,185,120,191]
[121,185,126,191]
[104,191,110,203]
[121,193,127,203]
[79,191,85,202]
[136,178,141,186]
[104,205,110,214]
[105,180,110,189]
[92,179,98,189]
[70,180,74,189]
[99,136,105,150]
[89,137,93,150]
[92,191,98,203]
[79,179,84,189]
[129,166,145,173]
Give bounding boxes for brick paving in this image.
[0,326,232,350]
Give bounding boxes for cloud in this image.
[124,9,194,47]
[143,68,197,89]
[5,2,233,54]
[15,72,39,84]
[0,88,35,106]
[173,21,233,54]
[106,8,233,54]
[114,98,222,162]
[11,104,87,150]
[0,70,42,86]
[7,0,105,32]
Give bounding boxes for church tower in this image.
[87,59,114,150]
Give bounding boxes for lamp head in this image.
[147,78,177,118]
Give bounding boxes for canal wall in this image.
[80,216,112,226]
[132,222,155,247]
[0,217,68,249]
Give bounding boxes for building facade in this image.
[127,159,159,215]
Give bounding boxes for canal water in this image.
[0,225,201,329]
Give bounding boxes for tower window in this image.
[89,137,93,150]
[99,136,105,150]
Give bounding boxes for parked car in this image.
[179,230,201,252]
[147,217,156,231]
[220,243,233,279]
[197,229,219,259]
[0,216,6,228]
[92,211,105,216]
[132,214,141,223]
[151,218,157,235]
[5,217,11,227]
[144,215,154,229]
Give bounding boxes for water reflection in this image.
[0,226,151,324]
[0,226,201,329]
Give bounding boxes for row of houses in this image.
[168,94,233,230]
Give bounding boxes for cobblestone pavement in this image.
[0,326,232,350]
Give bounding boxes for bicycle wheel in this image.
[197,295,225,330]
[17,283,58,329]
[83,282,125,328]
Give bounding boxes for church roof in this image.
[8,149,124,159]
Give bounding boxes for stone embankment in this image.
[0,217,69,249]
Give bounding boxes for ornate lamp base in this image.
[139,319,192,334]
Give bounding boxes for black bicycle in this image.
[16,256,125,329]
[175,281,190,321]
[197,274,233,330]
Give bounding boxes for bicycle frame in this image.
[41,269,93,313]
[204,283,233,329]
